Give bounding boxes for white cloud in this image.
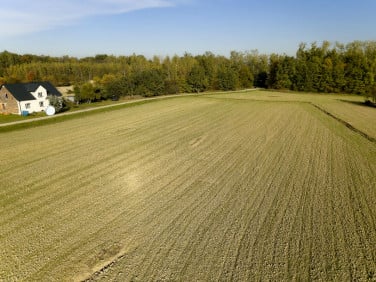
[0,0,180,37]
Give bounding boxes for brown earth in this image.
[0,93,375,281]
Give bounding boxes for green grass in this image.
[1,91,375,281]
[0,95,144,125]
[0,97,176,133]
[0,112,46,124]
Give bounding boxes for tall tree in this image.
[187,64,208,93]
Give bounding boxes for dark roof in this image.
[2,81,62,101]
[38,81,62,97]
[2,83,35,101]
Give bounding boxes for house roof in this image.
[2,81,62,101]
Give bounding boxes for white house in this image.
[0,82,62,115]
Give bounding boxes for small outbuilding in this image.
[0,82,62,115]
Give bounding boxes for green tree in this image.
[134,69,166,97]
[268,54,294,89]
[216,65,238,91]
[238,65,254,88]
[162,56,181,94]
[245,50,268,87]
[75,82,97,103]
[106,75,136,97]
[187,64,208,93]
[48,95,69,113]
[344,42,368,95]
[195,52,217,90]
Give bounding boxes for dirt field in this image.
[1,92,375,281]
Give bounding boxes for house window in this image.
[5,93,8,99]
[1,103,5,110]
[25,103,31,109]
[38,92,43,98]
[39,101,44,107]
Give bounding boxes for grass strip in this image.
[0,97,178,134]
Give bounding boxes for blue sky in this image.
[1,0,375,57]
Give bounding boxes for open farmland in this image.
[1,92,376,281]
[209,90,376,140]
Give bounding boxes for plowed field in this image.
[1,93,375,281]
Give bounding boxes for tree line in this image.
[1,40,376,102]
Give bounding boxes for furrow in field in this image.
[0,98,211,200]
[91,99,376,282]
[1,98,225,278]
[1,94,376,281]
[84,102,268,280]
[137,117,267,281]
[261,113,316,281]
[88,101,312,280]
[229,105,310,281]
[341,147,376,279]
[2,98,247,278]
[0,98,221,214]
[84,102,266,280]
